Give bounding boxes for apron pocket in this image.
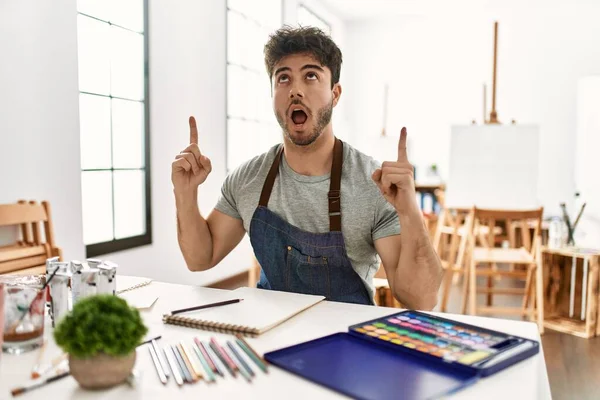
[286,245,331,298]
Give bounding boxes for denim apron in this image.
[249,138,373,305]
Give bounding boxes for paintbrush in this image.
[11,372,70,397]
[560,203,574,245]
[572,202,587,231]
[30,340,48,379]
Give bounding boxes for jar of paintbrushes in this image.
[1,275,46,355]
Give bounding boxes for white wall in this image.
[0,0,85,259]
[575,76,600,248]
[341,1,600,216]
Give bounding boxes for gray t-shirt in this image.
[215,141,401,300]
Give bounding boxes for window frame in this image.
[79,0,152,258]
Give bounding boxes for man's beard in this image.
[276,100,333,146]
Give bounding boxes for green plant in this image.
[54,295,148,359]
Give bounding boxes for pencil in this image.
[169,299,243,316]
[227,341,255,377]
[151,339,169,378]
[177,343,199,382]
[204,341,226,377]
[192,342,216,382]
[172,345,193,383]
[163,346,184,386]
[235,335,268,373]
[211,337,238,373]
[209,341,236,377]
[148,346,168,385]
[180,341,203,380]
[224,346,252,383]
[140,335,162,346]
[194,338,217,374]
[31,340,47,379]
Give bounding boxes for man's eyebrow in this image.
[274,66,291,76]
[301,64,324,72]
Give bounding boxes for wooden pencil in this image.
[177,343,199,382]
[235,335,268,373]
[169,299,243,316]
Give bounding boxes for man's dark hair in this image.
[264,25,342,88]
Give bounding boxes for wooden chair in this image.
[462,207,544,332]
[0,200,62,275]
[433,207,473,312]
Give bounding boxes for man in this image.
[172,26,442,309]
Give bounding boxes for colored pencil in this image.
[224,346,252,383]
[169,299,243,316]
[148,346,168,384]
[235,335,268,373]
[211,337,238,372]
[151,339,169,378]
[204,341,226,377]
[194,338,217,374]
[177,343,199,382]
[227,341,255,377]
[180,341,203,380]
[209,341,236,377]
[172,345,193,383]
[163,346,184,386]
[192,342,216,382]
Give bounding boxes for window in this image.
[297,4,331,34]
[226,0,282,172]
[76,0,151,257]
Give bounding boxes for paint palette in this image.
[349,311,519,366]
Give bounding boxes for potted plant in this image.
[54,295,148,389]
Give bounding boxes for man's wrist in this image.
[174,189,199,211]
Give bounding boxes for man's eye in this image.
[306,72,318,80]
[278,75,289,83]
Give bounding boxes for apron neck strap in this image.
[258,138,344,232]
[328,138,343,231]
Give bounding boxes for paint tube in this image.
[97,262,117,295]
[69,260,85,305]
[46,260,69,318]
[49,272,70,327]
[80,268,98,300]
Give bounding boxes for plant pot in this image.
[69,351,136,389]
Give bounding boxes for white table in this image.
[0,278,551,399]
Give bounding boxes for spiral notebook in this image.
[162,287,325,336]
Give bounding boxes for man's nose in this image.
[289,85,304,99]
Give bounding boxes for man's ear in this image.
[332,83,342,107]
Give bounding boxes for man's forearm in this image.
[175,190,214,271]
[393,213,443,310]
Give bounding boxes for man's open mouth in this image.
[288,104,309,128]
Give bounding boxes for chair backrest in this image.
[433,207,473,270]
[0,200,61,275]
[470,207,544,256]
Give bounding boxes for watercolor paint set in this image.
[264,310,539,400]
